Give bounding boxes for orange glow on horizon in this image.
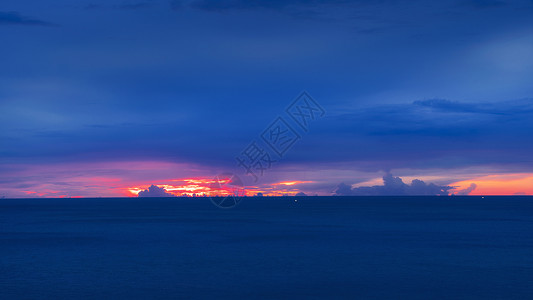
[126,177,248,197]
[451,173,533,195]
[16,170,533,198]
[126,177,311,197]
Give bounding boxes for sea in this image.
[1,196,532,299]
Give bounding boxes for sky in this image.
[1,0,532,197]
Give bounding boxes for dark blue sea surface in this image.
[1,196,533,299]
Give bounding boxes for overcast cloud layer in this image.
[1,0,532,196]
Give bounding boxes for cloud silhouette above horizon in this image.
[138,185,176,197]
[454,183,477,195]
[335,174,452,196]
[0,11,55,26]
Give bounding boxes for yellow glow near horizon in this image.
[273,181,314,186]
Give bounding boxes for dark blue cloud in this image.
[413,98,533,115]
[184,0,521,13]
[179,0,533,27]
[0,11,55,26]
[463,0,507,9]
[269,97,533,175]
[0,0,532,189]
[85,2,156,10]
[118,2,155,10]
[1,95,532,176]
[185,0,354,12]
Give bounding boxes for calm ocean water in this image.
[1,196,532,299]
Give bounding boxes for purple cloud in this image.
[335,174,452,196]
[454,183,477,195]
[138,185,176,197]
